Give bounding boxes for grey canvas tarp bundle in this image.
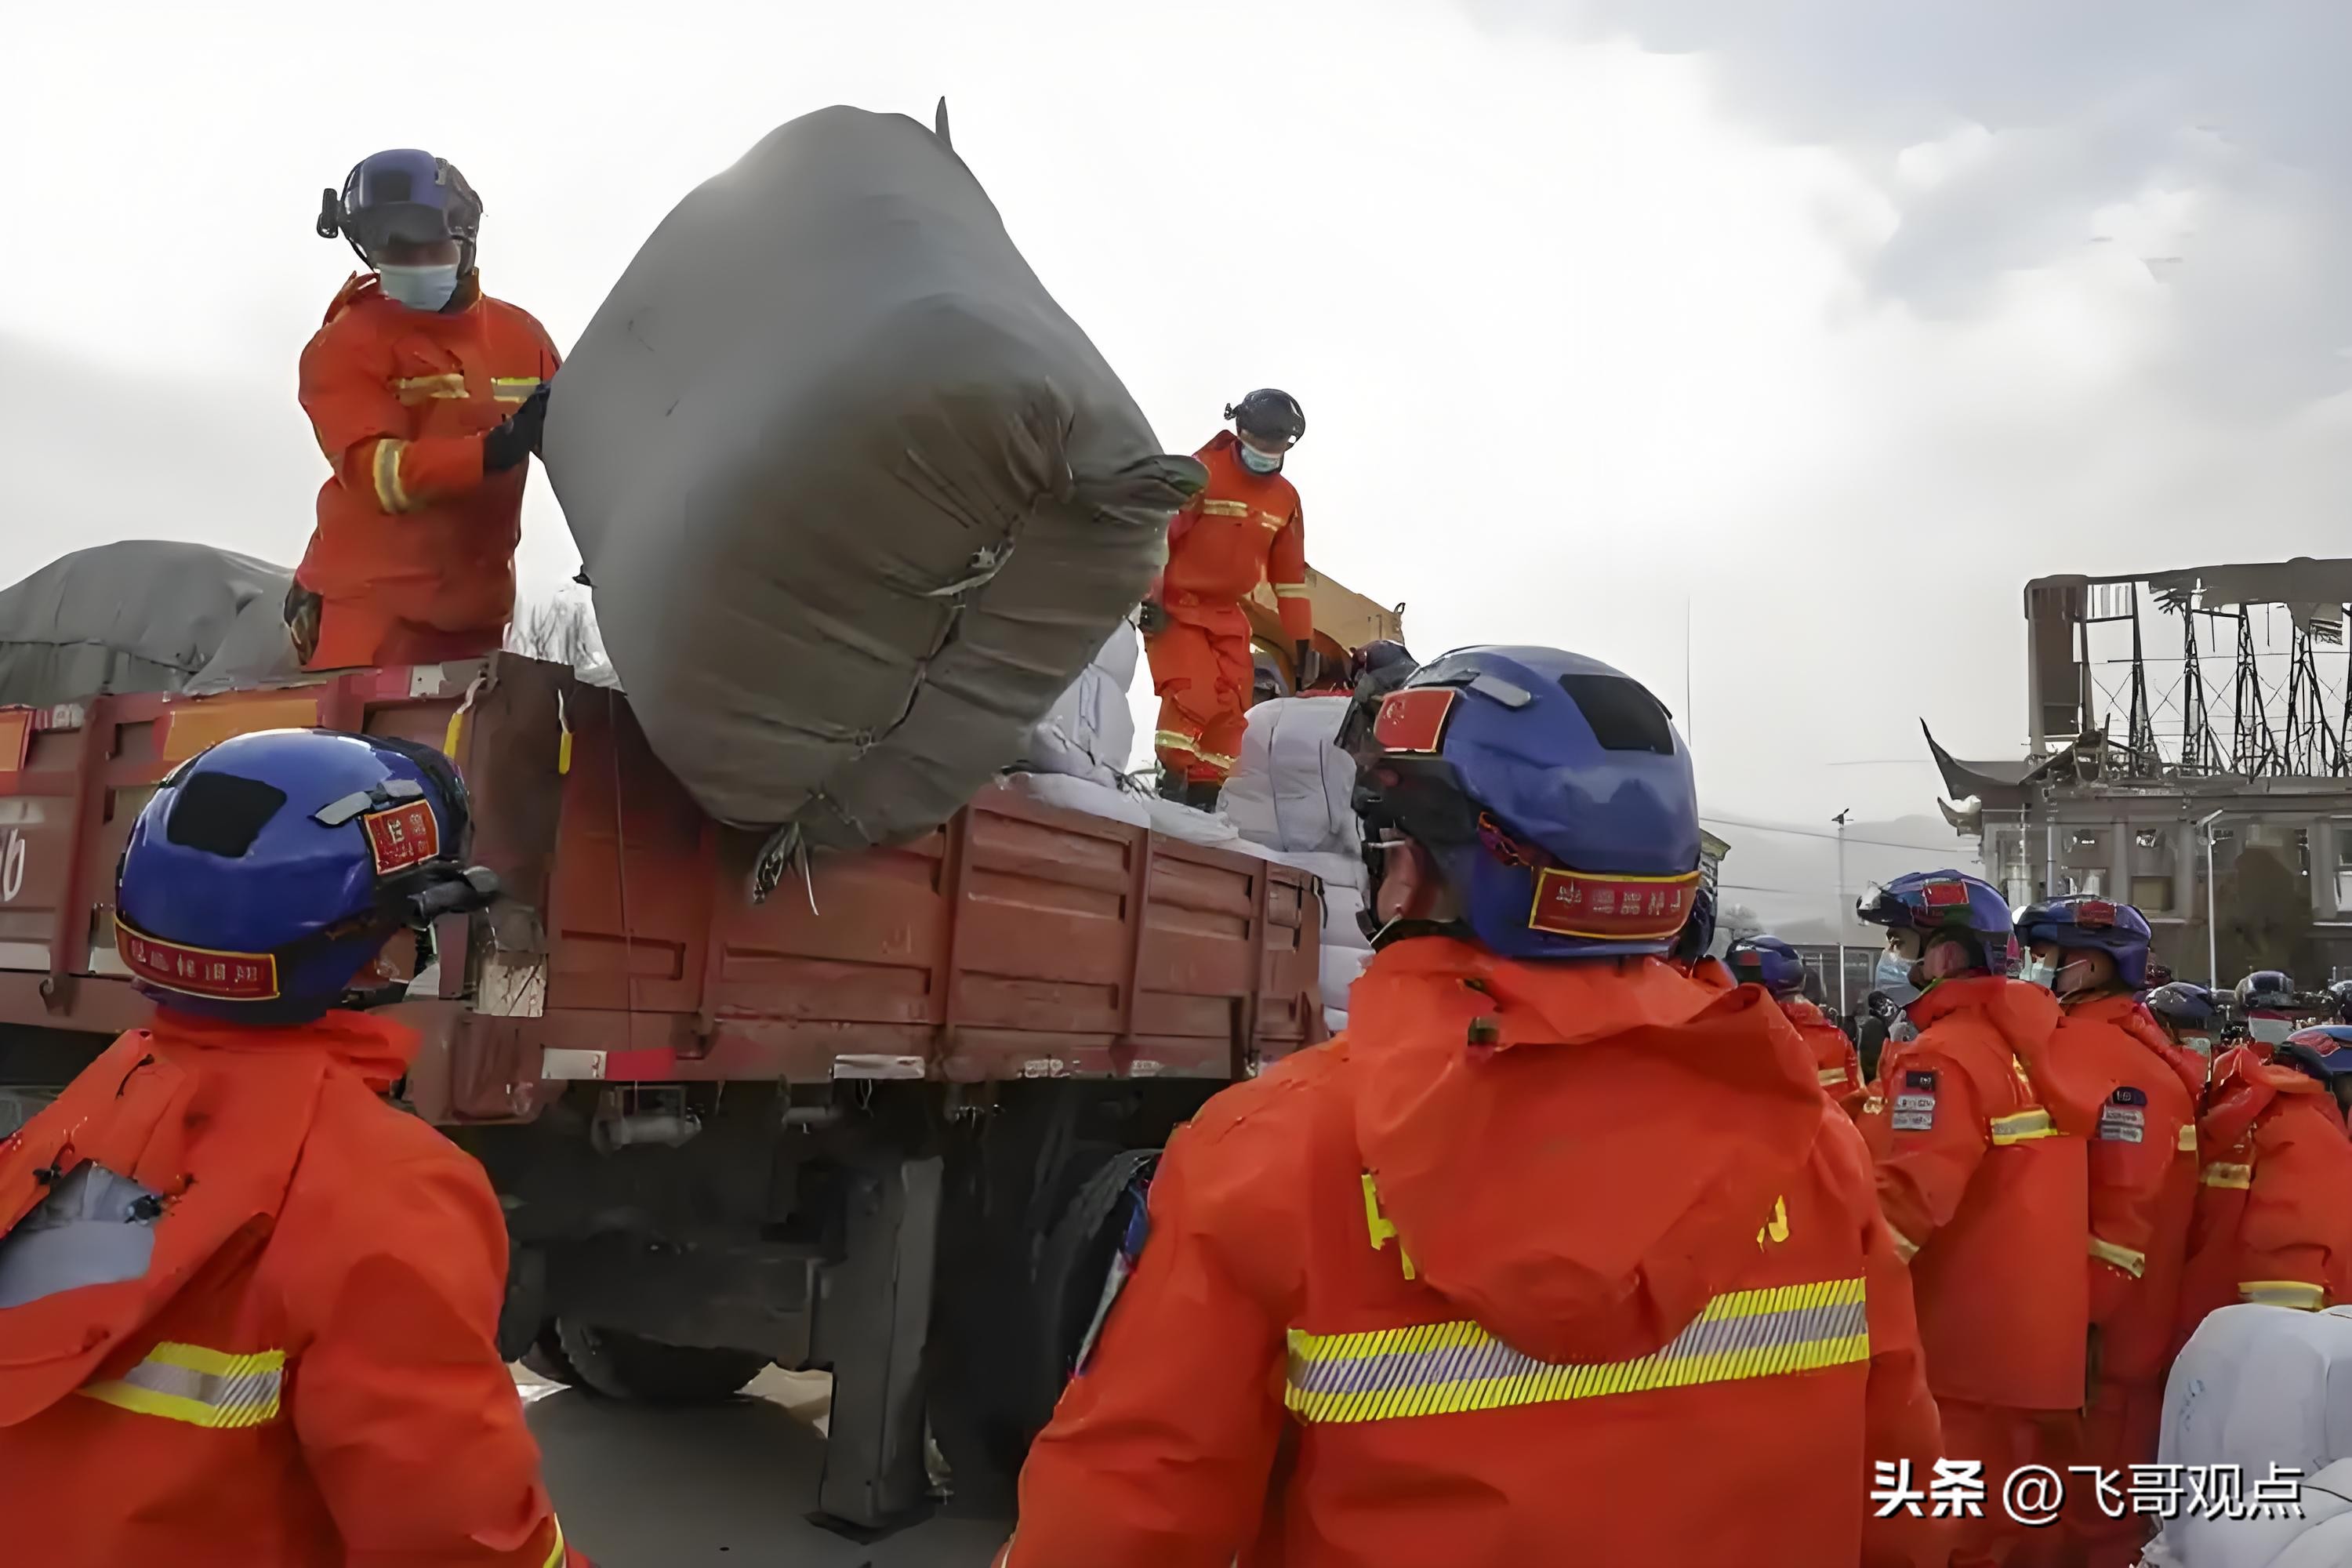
[0,540,300,708]
[543,103,1200,848]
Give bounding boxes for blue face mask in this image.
[1875,951,1921,1006]
[377,262,460,312]
[1236,442,1284,474]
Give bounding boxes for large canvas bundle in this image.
[543,105,1200,847]
[1221,696,1361,859]
[0,541,297,706]
[1020,624,1140,786]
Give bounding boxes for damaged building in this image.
[1929,557,2352,989]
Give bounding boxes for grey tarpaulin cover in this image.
[543,104,1202,846]
[0,540,299,707]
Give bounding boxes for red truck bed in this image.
[0,653,1323,1121]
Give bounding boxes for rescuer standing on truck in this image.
[1142,390,1316,810]
[1730,934,1867,1117]
[0,730,586,1567]
[1856,870,2088,1568]
[1000,646,1948,1568]
[2013,897,2203,1568]
[289,149,561,670]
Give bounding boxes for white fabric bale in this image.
[1322,883,1370,951]
[999,771,1153,829]
[1021,625,1139,784]
[2158,1307,2352,1568]
[1142,794,1247,851]
[1321,944,1372,1016]
[1223,696,1359,858]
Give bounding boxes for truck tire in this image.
[517,1322,583,1387]
[1029,1147,1160,1423]
[550,1318,768,1404]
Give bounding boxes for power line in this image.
[1700,814,1970,855]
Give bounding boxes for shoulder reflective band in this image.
[1990,1109,2059,1145]
[2202,1163,2253,1189]
[2090,1236,2147,1278]
[492,376,542,403]
[1283,1276,1867,1425]
[1818,1066,1851,1087]
[1200,499,1251,517]
[78,1341,285,1428]
[2179,1123,2199,1152]
[2240,1279,2326,1310]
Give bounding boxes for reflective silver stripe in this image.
[79,1341,285,1428]
[1285,1277,1867,1424]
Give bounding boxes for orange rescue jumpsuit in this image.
[1782,993,1867,1118]
[296,273,561,670]
[1001,939,1950,1568]
[1147,431,1312,785]
[2034,991,2202,1568]
[0,1011,583,1567]
[2176,1046,2352,1345]
[1859,977,2087,1567]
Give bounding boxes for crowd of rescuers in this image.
[993,647,2352,1566]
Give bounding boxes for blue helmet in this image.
[115,730,497,1024]
[2144,982,2220,1033]
[1726,935,1809,997]
[2280,1025,2352,1084]
[2325,979,2352,1024]
[1670,884,1718,971]
[2236,970,2296,1013]
[2016,895,2154,989]
[1856,869,2016,973]
[318,149,484,271]
[1344,645,1700,960]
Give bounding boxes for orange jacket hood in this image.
[149,1007,420,1091]
[1344,938,1828,1366]
[1908,975,2096,1130]
[2201,1045,2341,1152]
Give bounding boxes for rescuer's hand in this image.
[483,382,552,474]
[285,583,322,665]
[1137,598,1171,637]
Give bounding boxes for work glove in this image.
[1294,642,1325,689]
[1136,598,1171,637]
[284,583,321,666]
[483,381,553,474]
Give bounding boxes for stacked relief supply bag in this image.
[1222,695,1372,1033]
[0,540,299,706]
[543,104,1202,853]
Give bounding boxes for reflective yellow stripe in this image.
[2090,1236,2147,1278]
[2178,1123,2198,1152]
[1989,1109,2058,1145]
[2241,1279,2325,1310]
[1285,1277,1867,1424]
[1888,1226,1921,1262]
[393,372,468,400]
[2202,1162,2253,1189]
[1272,583,1312,599]
[1194,748,1236,769]
[78,1341,285,1428]
[1152,730,1200,757]
[372,437,413,514]
[539,1518,566,1568]
[492,376,543,403]
[1817,1066,1850,1087]
[1258,510,1288,531]
[1200,499,1251,517]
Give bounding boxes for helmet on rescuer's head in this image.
[1669,884,1717,971]
[2144,982,2220,1033]
[318,149,485,274]
[114,730,499,1025]
[1343,644,1701,960]
[1856,870,2016,978]
[1225,388,1306,448]
[1726,935,1809,997]
[2235,969,2296,1014]
[2016,895,2154,989]
[2279,1026,2352,1106]
[2325,978,2352,1023]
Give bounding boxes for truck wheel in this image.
[551,1319,768,1404]
[517,1322,583,1386]
[1030,1148,1160,1421]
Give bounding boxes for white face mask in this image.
[1236,441,1284,474]
[2250,1016,2294,1045]
[377,262,460,312]
[2020,957,2059,991]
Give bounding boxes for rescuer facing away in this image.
[1142,389,1316,811]
[0,729,586,1567]
[289,149,562,671]
[1730,933,1868,1119]
[1000,646,1947,1568]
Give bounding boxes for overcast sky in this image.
[9,1,2347,921]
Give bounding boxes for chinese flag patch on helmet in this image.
[1374,688,1458,754]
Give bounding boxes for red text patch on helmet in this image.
[1374,688,1458,754]
[114,917,279,1001]
[2073,899,2118,927]
[362,800,440,875]
[1527,869,1700,941]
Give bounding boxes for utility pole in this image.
[1833,808,1853,1015]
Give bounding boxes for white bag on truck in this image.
[1019,624,1139,785]
[1222,696,1360,859]
[544,105,1201,848]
